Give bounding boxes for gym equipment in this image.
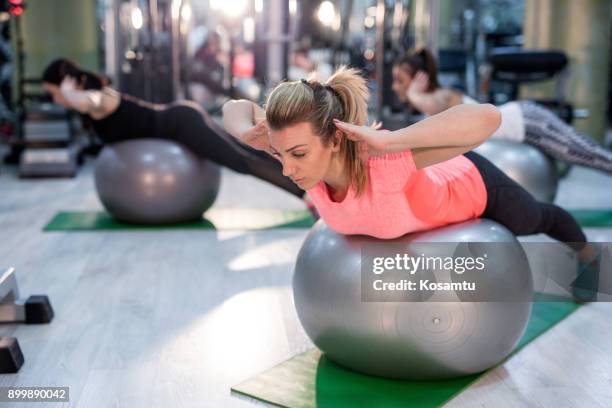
[293,219,533,380]
[6,10,84,177]
[105,0,192,102]
[94,139,221,224]
[438,49,468,92]
[486,49,583,124]
[474,139,559,203]
[17,102,80,178]
[0,267,54,373]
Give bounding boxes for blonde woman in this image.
[223,66,600,299]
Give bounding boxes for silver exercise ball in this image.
[293,219,533,380]
[474,140,558,203]
[94,139,220,224]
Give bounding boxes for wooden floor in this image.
[1,157,612,408]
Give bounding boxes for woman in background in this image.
[41,58,315,210]
[391,48,612,174]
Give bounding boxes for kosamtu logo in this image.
[372,253,487,275]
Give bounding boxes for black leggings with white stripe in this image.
[519,101,612,174]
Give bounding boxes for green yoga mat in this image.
[43,209,316,231]
[232,300,580,408]
[569,209,612,228]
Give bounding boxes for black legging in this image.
[157,102,304,198]
[91,98,303,198]
[464,151,586,249]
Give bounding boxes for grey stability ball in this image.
[94,139,220,224]
[474,140,558,203]
[293,219,533,380]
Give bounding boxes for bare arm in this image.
[334,103,501,169]
[60,77,120,118]
[384,103,500,150]
[222,99,271,152]
[62,88,120,118]
[407,88,458,115]
[393,104,500,168]
[405,71,463,115]
[222,99,264,137]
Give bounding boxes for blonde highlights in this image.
[265,66,370,195]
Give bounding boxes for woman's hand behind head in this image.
[239,119,271,152]
[333,119,390,161]
[407,71,430,95]
[59,76,78,94]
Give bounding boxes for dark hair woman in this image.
[41,58,306,204]
[391,48,612,174]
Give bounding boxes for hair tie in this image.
[324,83,341,100]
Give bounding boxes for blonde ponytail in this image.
[324,66,369,126]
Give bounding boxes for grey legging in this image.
[520,101,612,174]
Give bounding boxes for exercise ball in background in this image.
[475,140,558,203]
[293,219,533,380]
[94,139,220,224]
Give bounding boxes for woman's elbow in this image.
[480,103,501,141]
[221,100,236,117]
[221,102,238,133]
